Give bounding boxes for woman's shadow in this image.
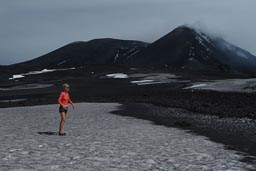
[37,131,58,136]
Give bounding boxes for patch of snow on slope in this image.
[57,60,67,66]
[198,32,215,47]
[188,47,194,57]
[131,80,154,84]
[195,35,208,50]
[133,81,164,86]
[24,69,55,75]
[185,83,208,89]
[9,68,75,80]
[113,50,119,62]
[130,73,185,86]
[127,50,140,58]
[9,75,25,80]
[194,32,214,53]
[106,73,128,79]
[123,48,135,56]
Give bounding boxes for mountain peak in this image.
[161,25,196,38]
[128,25,256,76]
[172,25,196,33]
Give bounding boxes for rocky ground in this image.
[0,103,255,171]
[114,103,256,164]
[1,67,256,119]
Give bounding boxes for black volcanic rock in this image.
[10,38,148,71]
[129,26,256,76]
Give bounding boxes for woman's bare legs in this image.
[59,112,66,134]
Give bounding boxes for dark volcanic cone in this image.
[130,26,256,76]
[10,39,148,71]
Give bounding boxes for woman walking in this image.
[58,83,75,136]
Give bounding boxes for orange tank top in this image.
[58,92,73,107]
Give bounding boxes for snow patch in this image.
[189,47,196,57]
[113,50,119,62]
[24,69,56,75]
[131,80,154,84]
[123,48,135,56]
[195,36,207,49]
[9,68,75,80]
[57,60,67,66]
[194,32,213,56]
[126,50,140,58]
[130,73,184,86]
[9,75,25,80]
[185,83,208,89]
[198,32,214,46]
[106,73,128,79]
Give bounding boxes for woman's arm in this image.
[68,95,75,108]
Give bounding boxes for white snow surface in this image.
[25,68,55,75]
[0,103,254,170]
[130,80,156,85]
[185,83,208,89]
[130,80,154,84]
[106,73,128,79]
[9,75,25,80]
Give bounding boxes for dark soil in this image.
[1,67,256,119]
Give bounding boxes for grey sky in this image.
[1,0,255,65]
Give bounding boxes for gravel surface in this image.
[0,103,255,171]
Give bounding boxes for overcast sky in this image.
[1,0,256,65]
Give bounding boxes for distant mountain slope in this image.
[10,38,148,71]
[4,26,256,77]
[129,26,256,76]
[212,37,256,74]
